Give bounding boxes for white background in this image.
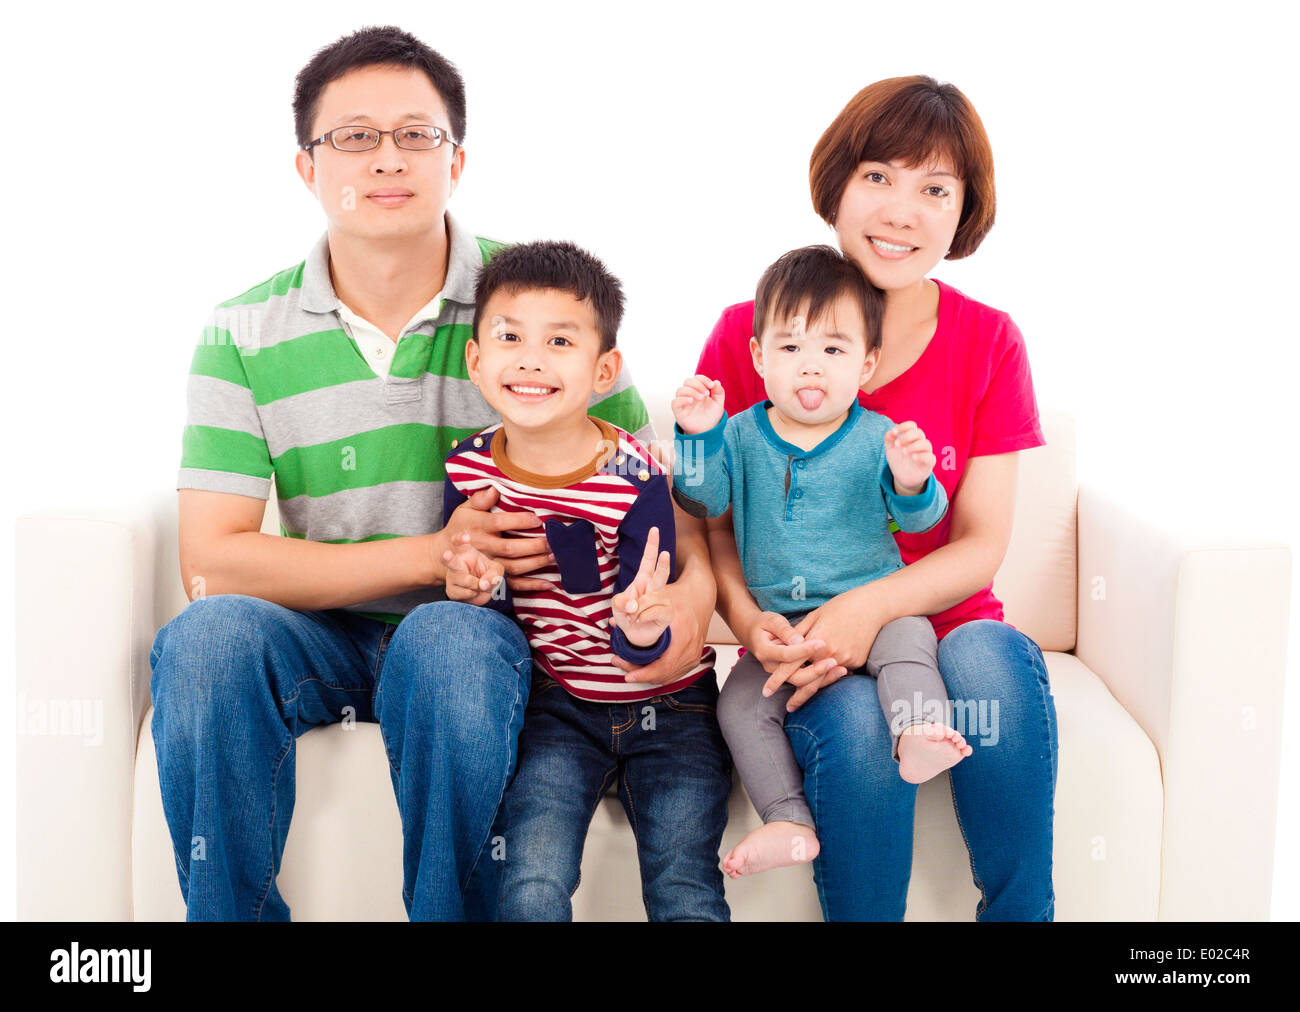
[3,0,1297,919]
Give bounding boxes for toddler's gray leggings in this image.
[716,614,944,828]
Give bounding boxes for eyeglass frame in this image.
[301,124,462,153]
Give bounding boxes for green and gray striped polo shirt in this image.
[178,212,654,623]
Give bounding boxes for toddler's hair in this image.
[754,245,883,352]
[473,240,625,353]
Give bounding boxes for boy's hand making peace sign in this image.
[609,525,675,648]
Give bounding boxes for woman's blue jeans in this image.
[784,619,1058,921]
[148,594,532,921]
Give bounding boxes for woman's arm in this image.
[775,451,1021,708]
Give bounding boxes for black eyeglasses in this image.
[302,125,461,153]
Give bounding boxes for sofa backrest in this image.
[255,398,1077,653]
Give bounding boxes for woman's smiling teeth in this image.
[870,237,917,253]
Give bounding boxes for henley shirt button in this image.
[473,436,484,448]
[451,439,459,449]
[794,489,804,498]
[376,345,385,356]
[796,459,806,469]
[615,455,625,465]
[637,469,650,481]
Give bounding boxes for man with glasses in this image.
[148,25,718,921]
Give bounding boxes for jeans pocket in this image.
[659,678,718,713]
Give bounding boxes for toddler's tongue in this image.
[796,387,825,411]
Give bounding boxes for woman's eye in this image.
[865,171,887,183]
[926,185,949,198]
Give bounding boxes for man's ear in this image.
[294,149,318,196]
[593,347,623,395]
[748,336,764,377]
[448,145,466,197]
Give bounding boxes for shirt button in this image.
[473,436,484,448]
[376,345,385,357]
[637,469,650,482]
[451,439,459,449]
[794,489,804,499]
[796,459,806,469]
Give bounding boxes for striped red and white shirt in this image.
[442,416,715,702]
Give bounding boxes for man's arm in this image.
[178,488,444,609]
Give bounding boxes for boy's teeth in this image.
[871,237,915,252]
[508,384,554,395]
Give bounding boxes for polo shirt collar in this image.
[299,210,481,315]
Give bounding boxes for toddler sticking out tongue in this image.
[795,387,825,411]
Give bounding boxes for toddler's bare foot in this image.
[721,821,820,878]
[897,723,973,784]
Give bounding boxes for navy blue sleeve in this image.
[609,472,675,664]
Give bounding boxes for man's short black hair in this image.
[293,25,467,152]
[473,241,625,354]
[753,245,883,353]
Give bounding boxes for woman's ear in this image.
[749,336,764,377]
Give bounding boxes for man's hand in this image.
[609,526,674,647]
[442,532,506,606]
[884,421,936,495]
[440,486,553,592]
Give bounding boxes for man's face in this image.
[467,288,622,434]
[294,64,465,240]
[750,292,879,425]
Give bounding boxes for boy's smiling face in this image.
[467,287,622,431]
[750,291,880,426]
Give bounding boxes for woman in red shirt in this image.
[697,76,1058,920]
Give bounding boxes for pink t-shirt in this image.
[695,277,1045,641]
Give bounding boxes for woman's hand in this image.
[764,584,891,711]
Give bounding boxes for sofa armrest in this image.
[15,494,182,919]
[1075,482,1291,920]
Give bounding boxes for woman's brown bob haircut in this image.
[809,76,996,260]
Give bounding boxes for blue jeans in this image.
[784,619,1058,921]
[148,594,532,921]
[493,670,733,921]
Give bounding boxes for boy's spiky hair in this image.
[473,240,625,353]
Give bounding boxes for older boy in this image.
[442,241,732,921]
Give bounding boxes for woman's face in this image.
[833,158,965,292]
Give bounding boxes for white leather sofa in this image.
[15,396,1292,921]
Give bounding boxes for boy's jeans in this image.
[493,670,732,921]
[148,593,532,921]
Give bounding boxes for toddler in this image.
[672,245,972,879]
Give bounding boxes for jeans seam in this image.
[571,764,620,899]
[253,730,294,922]
[784,724,828,918]
[461,654,532,892]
